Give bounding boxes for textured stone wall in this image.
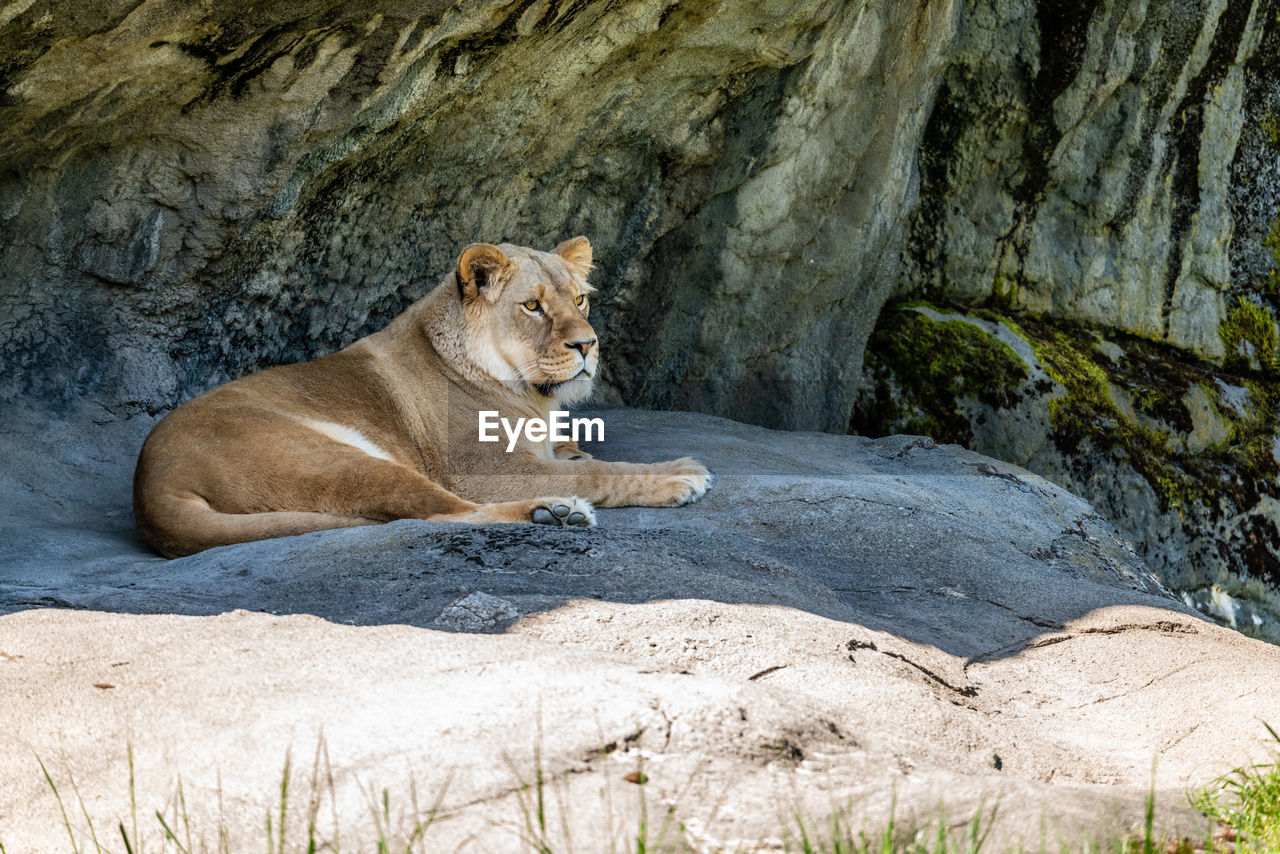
[0,0,957,431]
[854,303,1280,639]
[4,1,1276,425]
[858,0,1280,605]
[899,0,1276,360]
[3,0,1274,424]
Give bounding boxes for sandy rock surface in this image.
[3,408,1280,850]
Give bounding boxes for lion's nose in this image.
[567,338,596,358]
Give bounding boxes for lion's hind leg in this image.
[136,408,596,556]
[142,461,596,556]
[142,493,379,558]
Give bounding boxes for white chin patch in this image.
[553,375,594,405]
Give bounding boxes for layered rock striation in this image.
[0,0,957,430]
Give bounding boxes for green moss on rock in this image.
[857,299,1280,590]
[1009,314,1280,519]
[1263,216,1280,297]
[852,306,1028,444]
[1261,112,1280,147]
[1012,317,1201,512]
[1220,297,1279,373]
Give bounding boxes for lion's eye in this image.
[522,299,541,312]
[575,295,587,307]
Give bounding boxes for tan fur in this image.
[133,238,711,558]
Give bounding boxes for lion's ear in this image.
[554,236,592,276]
[456,243,513,303]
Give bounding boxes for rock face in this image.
[4,408,1280,849]
[856,0,1280,599]
[0,0,957,431]
[2,1,1276,599]
[854,302,1280,640]
[899,0,1278,361]
[0,0,1273,427]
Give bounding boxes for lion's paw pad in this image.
[531,497,595,527]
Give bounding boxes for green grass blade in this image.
[975,800,998,852]
[535,739,547,839]
[154,811,191,854]
[38,757,82,854]
[278,751,292,854]
[118,823,135,854]
[306,742,325,854]
[127,747,139,854]
[1142,786,1155,854]
[176,777,195,854]
[321,738,340,854]
[882,795,896,854]
[64,762,104,853]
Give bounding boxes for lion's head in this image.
[454,237,598,405]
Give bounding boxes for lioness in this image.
[133,238,711,558]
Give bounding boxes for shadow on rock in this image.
[0,407,1195,665]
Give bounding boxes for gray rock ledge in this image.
[2,408,1278,850]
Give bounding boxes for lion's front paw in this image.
[529,496,596,527]
[653,458,712,506]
